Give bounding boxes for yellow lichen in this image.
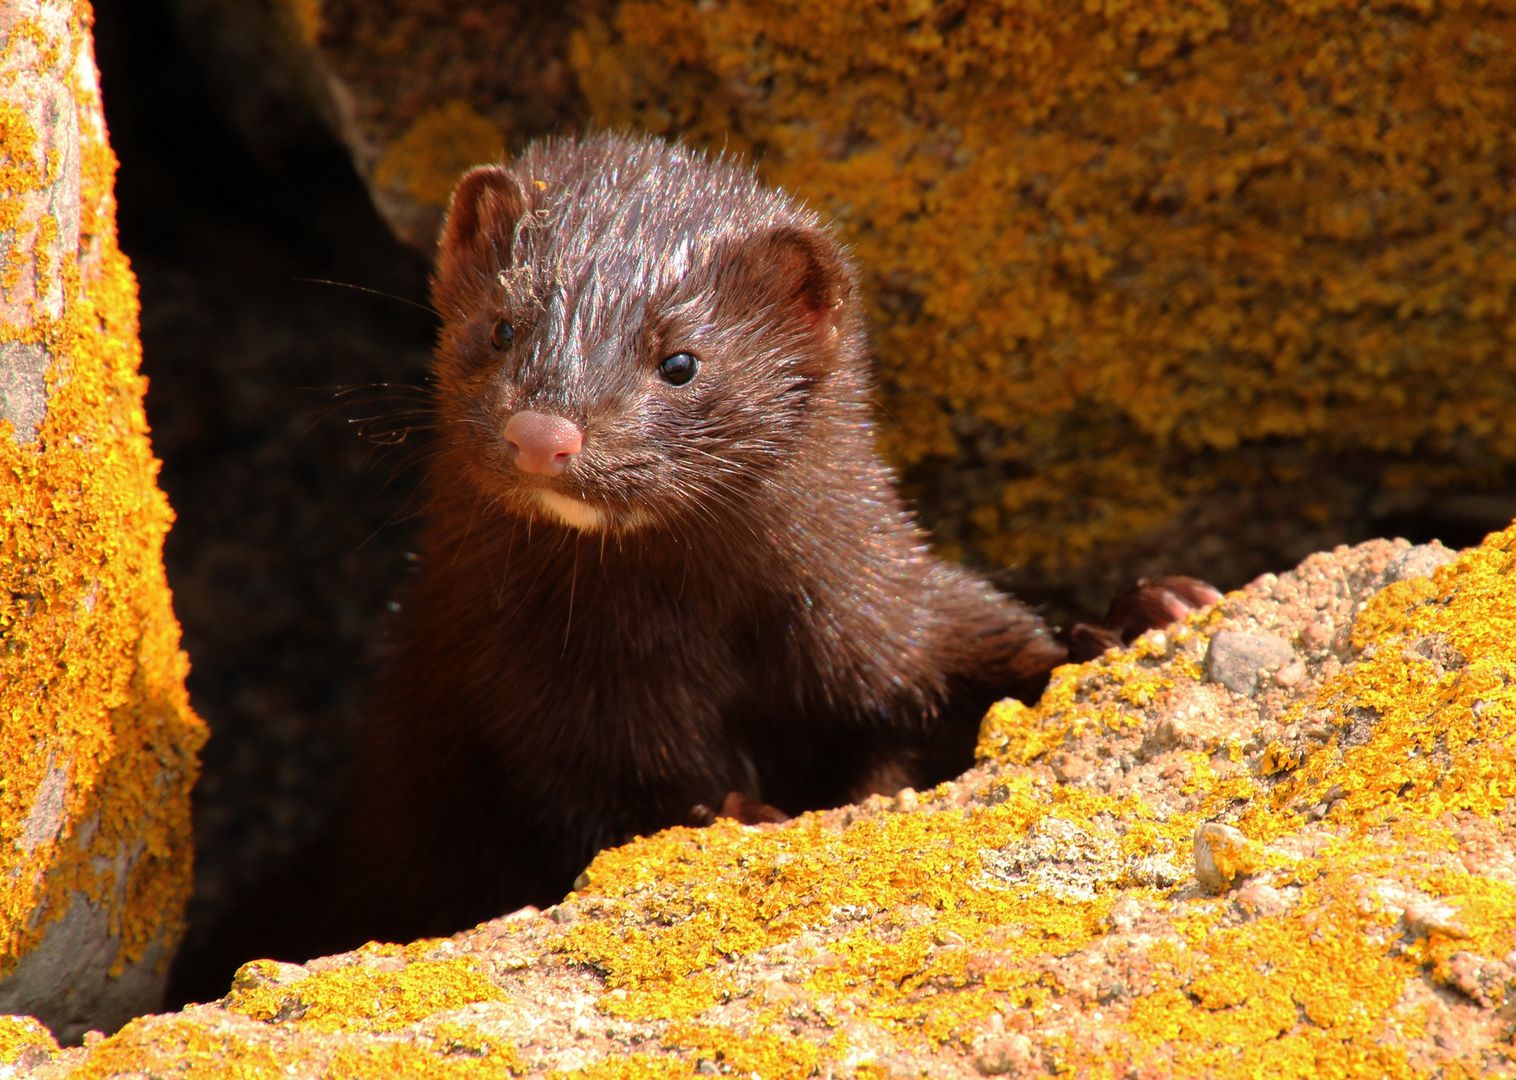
[428,1021,526,1075]
[373,100,504,209]
[0,1014,58,1064]
[561,1,1516,578]
[40,528,1516,1074]
[660,1022,820,1077]
[223,957,506,1034]
[71,1014,525,1079]
[554,1054,693,1080]
[560,785,1119,1044]
[544,528,1516,1072]
[0,0,203,985]
[69,1017,287,1079]
[321,1042,519,1079]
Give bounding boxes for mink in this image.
[169,133,1212,1002]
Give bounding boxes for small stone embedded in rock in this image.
[1204,631,1296,694]
[1445,951,1513,1009]
[1231,881,1293,920]
[973,1032,1037,1075]
[1402,899,1468,940]
[1405,632,1466,672]
[229,958,308,991]
[1301,619,1335,650]
[1378,543,1457,587]
[1126,854,1185,888]
[1051,751,1094,784]
[1194,822,1261,893]
[1272,659,1307,687]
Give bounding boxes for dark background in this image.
[94,0,434,954]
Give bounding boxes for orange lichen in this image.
[427,1020,526,1074]
[224,957,507,1034]
[373,100,505,210]
[543,530,1516,1072]
[31,530,1516,1075]
[72,1014,526,1079]
[561,1,1516,575]
[0,1014,58,1064]
[69,1017,287,1080]
[0,0,203,988]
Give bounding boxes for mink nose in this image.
[504,410,584,476]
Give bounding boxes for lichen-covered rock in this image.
[21,527,1516,1074]
[262,0,1516,601]
[0,0,205,1042]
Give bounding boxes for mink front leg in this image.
[691,575,1220,826]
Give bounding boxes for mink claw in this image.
[688,792,789,826]
[718,791,791,825]
[1068,575,1222,661]
[1119,575,1221,637]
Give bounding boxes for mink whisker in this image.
[293,277,441,318]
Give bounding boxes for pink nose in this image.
[504,410,583,476]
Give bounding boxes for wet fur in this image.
[172,133,1068,995]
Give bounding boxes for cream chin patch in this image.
[536,490,605,532]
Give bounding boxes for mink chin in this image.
[167,131,1215,1006]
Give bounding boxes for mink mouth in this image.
[533,489,607,532]
[462,438,672,534]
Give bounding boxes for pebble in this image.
[1378,543,1457,587]
[1446,951,1511,1009]
[1205,631,1295,695]
[973,1032,1037,1075]
[1194,822,1259,893]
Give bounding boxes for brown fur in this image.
[170,133,1070,1000]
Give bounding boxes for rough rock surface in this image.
[258,0,1516,604]
[0,0,204,1043]
[11,528,1515,1075]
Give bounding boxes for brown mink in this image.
[170,133,1212,1001]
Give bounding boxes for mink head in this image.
[428,133,864,535]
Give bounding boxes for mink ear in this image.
[431,165,526,310]
[722,226,853,337]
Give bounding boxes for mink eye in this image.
[658,352,699,386]
[489,318,515,349]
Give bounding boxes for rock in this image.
[1204,631,1296,695]
[0,0,204,1043]
[1193,823,1262,894]
[12,528,1516,1073]
[1376,542,1458,588]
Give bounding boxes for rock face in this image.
[257,0,1516,602]
[15,528,1515,1074]
[0,0,204,1043]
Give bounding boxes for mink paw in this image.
[689,791,791,826]
[1067,575,1222,662]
